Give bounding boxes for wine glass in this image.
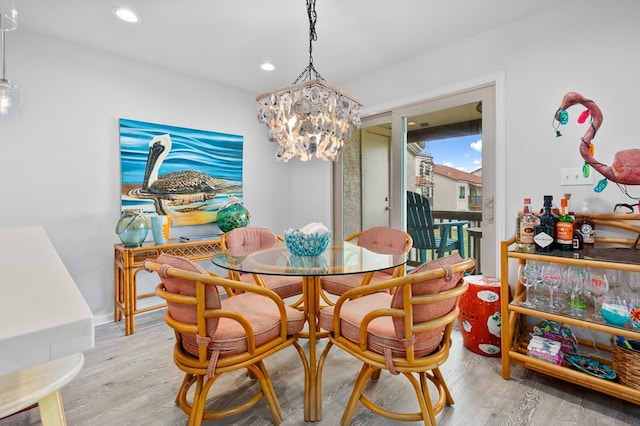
[563,266,587,317]
[517,262,537,308]
[585,269,609,320]
[541,263,565,312]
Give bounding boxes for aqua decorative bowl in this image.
[284,230,331,256]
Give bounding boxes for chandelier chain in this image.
[293,0,324,84]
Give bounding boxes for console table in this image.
[114,238,221,335]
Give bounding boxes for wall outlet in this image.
[560,167,593,186]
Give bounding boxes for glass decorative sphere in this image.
[217,201,250,233]
[116,209,148,247]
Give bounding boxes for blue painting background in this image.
[119,118,243,226]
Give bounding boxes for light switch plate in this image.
[560,167,593,186]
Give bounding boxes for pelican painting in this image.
[119,119,243,226]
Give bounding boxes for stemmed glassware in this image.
[517,262,538,308]
[585,269,609,320]
[540,263,565,312]
[563,265,587,317]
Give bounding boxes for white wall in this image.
[1,0,637,325]
[343,0,640,267]
[0,30,332,324]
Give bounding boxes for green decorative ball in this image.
[217,202,250,232]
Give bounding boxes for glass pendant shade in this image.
[0,3,20,117]
[0,0,17,31]
[256,79,361,162]
[0,78,19,115]
[255,0,362,162]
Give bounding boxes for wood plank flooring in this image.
[2,310,639,425]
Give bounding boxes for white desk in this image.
[0,226,94,423]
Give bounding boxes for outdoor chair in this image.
[406,191,468,263]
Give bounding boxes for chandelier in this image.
[255,0,362,162]
[0,0,19,116]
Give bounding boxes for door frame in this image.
[334,72,506,275]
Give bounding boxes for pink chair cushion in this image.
[357,226,410,255]
[320,227,409,295]
[155,254,305,359]
[390,253,465,351]
[156,253,221,337]
[320,271,391,296]
[319,253,465,358]
[237,273,303,299]
[224,227,278,256]
[224,227,303,298]
[181,292,306,357]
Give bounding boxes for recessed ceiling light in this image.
[260,62,276,72]
[113,7,140,23]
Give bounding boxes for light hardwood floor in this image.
[2,310,639,426]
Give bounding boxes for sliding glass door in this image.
[335,84,498,275]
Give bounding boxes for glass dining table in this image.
[211,240,407,422]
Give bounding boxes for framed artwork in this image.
[119,118,243,227]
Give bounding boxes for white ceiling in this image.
[15,0,569,95]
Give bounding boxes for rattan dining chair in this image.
[320,227,412,298]
[220,227,304,300]
[318,254,475,425]
[144,253,307,426]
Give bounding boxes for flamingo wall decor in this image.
[553,91,640,195]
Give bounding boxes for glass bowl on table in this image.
[284,228,331,257]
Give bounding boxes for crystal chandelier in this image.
[0,0,20,116]
[256,0,362,162]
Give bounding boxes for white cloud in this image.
[470,139,482,152]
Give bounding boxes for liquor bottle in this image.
[564,193,575,221]
[534,195,557,252]
[517,198,536,253]
[514,209,523,245]
[555,198,574,251]
[572,227,584,250]
[576,202,596,248]
[563,193,583,249]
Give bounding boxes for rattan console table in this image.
[114,238,221,335]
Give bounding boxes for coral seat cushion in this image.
[156,253,305,358]
[224,227,278,256]
[357,226,410,255]
[156,253,221,336]
[319,253,465,358]
[181,292,305,357]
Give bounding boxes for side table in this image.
[114,238,221,335]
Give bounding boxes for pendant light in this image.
[0,0,19,116]
[255,0,362,162]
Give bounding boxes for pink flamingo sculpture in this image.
[554,91,640,193]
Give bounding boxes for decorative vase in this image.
[116,209,149,247]
[216,197,250,233]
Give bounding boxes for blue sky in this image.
[420,134,482,173]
